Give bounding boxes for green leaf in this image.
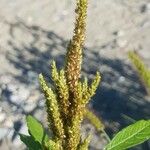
[26,115,46,144]
[19,134,42,150]
[105,120,150,150]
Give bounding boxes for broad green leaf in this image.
[19,134,42,150]
[26,115,45,144]
[105,120,150,150]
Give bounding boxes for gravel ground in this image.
[0,0,150,149]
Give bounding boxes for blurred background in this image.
[0,0,150,149]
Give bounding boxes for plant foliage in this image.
[105,120,150,150]
[128,51,150,92]
[20,0,150,150]
[20,116,48,150]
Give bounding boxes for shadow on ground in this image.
[4,20,150,150]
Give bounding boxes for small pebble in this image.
[0,128,9,140]
[0,113,6,122]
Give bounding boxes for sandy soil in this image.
[0,0,150,149]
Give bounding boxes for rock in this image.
[23,91,40,113]
[23,102,37,113]
[27,71,38,86]
[0,112,6,122]
[3,117,13,128]
[81,123,107,150]
[0,128,9,140]
[0,0,150,150]
[0,138,11,150]
[113,30,125,37]
[19,124,28,135]
[90,134,107,150]
[140,4,147,13]
[118,76,125,83]
[11,134,23,147]
[4,83,30,104]
[0,75,12,85]
[140,3,150,13]
[116,38,127,48]
[147,3,150,11]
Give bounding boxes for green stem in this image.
[101,129,111,142]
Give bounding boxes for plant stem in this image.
[101,129,111,142]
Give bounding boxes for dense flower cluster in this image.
[39,0,101,149]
